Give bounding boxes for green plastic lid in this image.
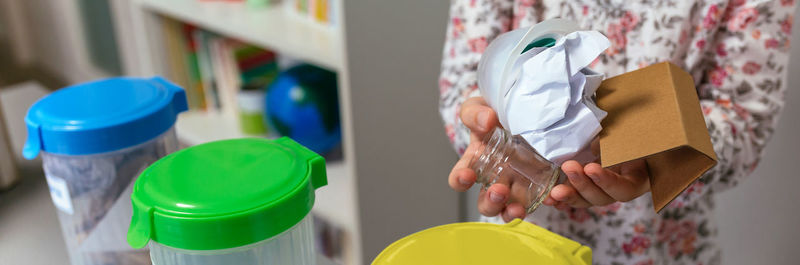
[127,137,327,250]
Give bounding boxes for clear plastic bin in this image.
[42,128,177,265]
[127,138,327,265]
[24,77,188,265]
[148,214,315,265]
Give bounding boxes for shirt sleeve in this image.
[439,0,513,156]
[671,0,795,206]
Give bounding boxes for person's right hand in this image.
[448,97,529,222]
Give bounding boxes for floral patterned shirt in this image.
[438,0,795,264]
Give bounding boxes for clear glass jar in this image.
[470,127,562,214]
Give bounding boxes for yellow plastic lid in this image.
[372,219,591,265]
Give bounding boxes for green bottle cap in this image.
[127,137,327,250]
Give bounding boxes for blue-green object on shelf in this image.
[266,64,341,154]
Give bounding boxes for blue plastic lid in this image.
[23,77,188,159]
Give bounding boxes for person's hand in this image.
[542,158,651,210]
[448,97,530,222]
[449,97,652,221]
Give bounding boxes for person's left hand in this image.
[543,158,651,210]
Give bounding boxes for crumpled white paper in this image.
[496,31,610,165]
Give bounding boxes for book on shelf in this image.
[192,28,220,110]
[285,0,337,26]
[181,24,208,110]
[161,18,196,108]
[161,18,279,115]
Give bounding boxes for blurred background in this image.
[0,1,797,265]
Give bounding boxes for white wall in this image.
[341,0,461,262]
[714,8,800,265]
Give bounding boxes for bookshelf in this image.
[137,0,342,71]
[120,0,458,264]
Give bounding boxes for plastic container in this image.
[127,137,327,265]
[469,127,562,214]
[23,77,188,265]
[372,219,592,265]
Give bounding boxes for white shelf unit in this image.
[173,111,250,146]
[138,0,341,71]
[120,0,459,264]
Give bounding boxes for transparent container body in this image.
[41,127,178,265]
[149,214,316,265]
[470,127,562,214]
